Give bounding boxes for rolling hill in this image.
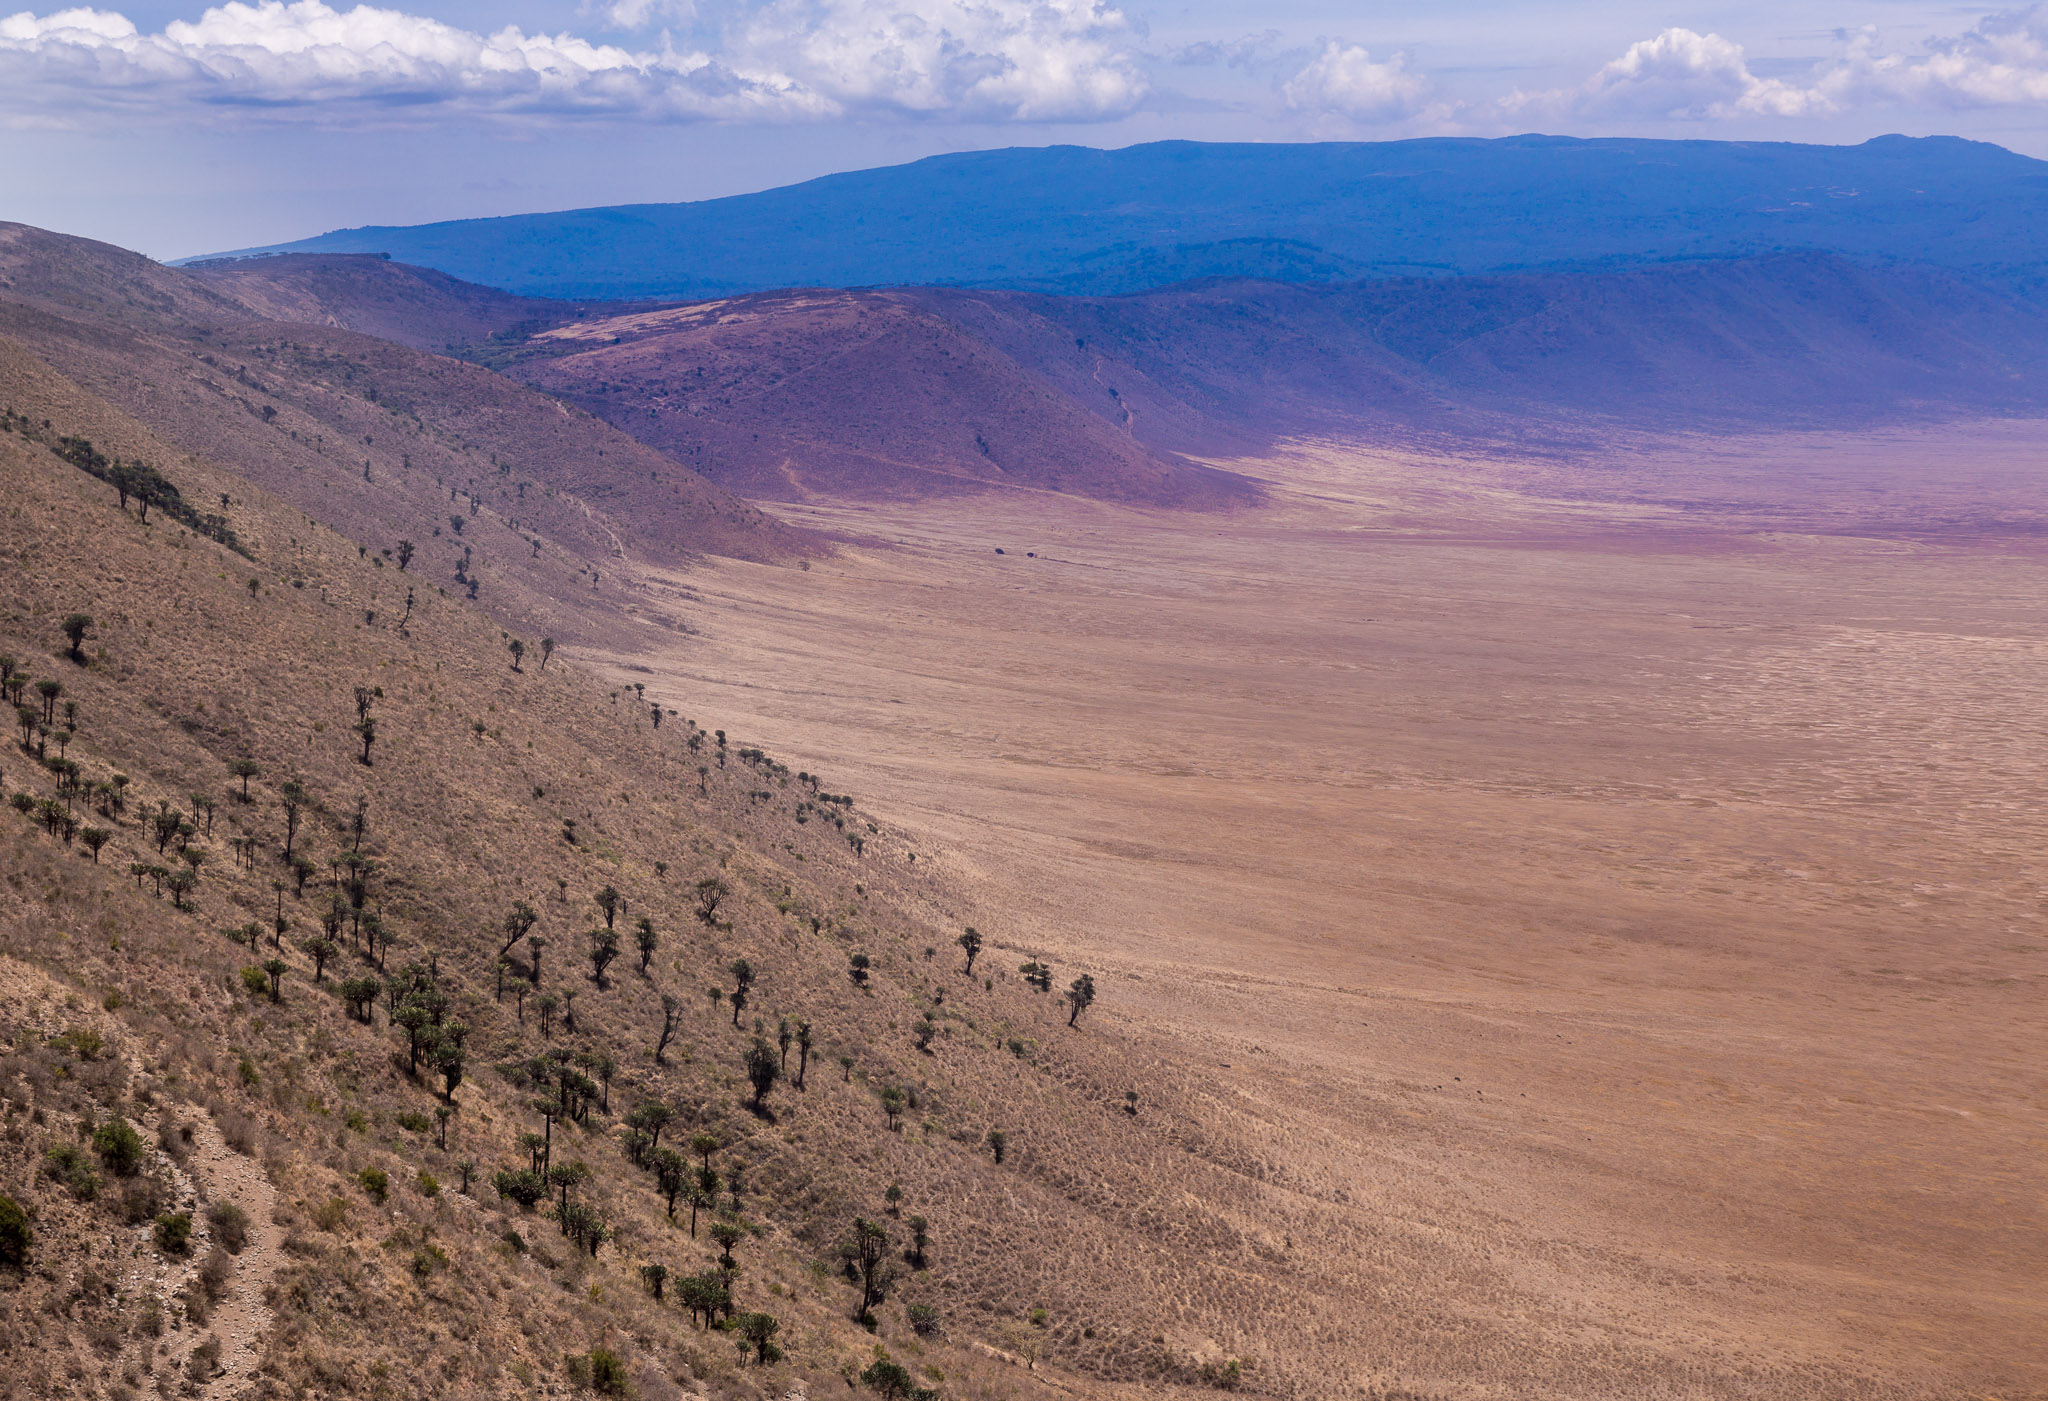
[186,252,572,356]
[186,135,2048,301]
[0,221,809,655]
[178,243,2048,503]
[476,253,2048,499]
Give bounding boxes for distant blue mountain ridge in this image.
[184,135,2048,302]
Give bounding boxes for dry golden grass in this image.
[0,356,1243,1401]
[574,426,2048,1401]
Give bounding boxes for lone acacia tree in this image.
[709,1214,746,1270]
[794,1020,814,1089]
[594,885,621,930]
[1066,973,1097,1027]
[634,916,658,974]
[352,687,376,765]
[279,781,306,860]
[230,759,259,802]
[496,901,539,962]
[60,614,92,663]
[650,1148,687,1219]
[957,927,982,975]
[727,958,753,1027]
[693,877,726,926]
[587,928,620,985]
[655,993,682,1065]
[849,1217,892,1323]
[744,1037,780,1112]
[735,1310,781,1364]
[628,1101,674,1156]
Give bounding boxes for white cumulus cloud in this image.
[1501,12,2048,129]
[1821,7,2048,109]
[1507,27,1830,123]
[0,0,1145,123]
[730,0,1145,121]
[592,0,697,30]
[1282,40,1431,123]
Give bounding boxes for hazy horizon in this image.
[3,0,2047,258]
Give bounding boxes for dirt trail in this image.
[190,1118,284,1399]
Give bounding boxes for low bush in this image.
[92,1118,145,1176]
[206,1202,249,1253]
[45,1143,100,1200]
[0,1193,29,1268]
[154,1212,193,1255]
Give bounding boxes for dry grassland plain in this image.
[581,426,2048,1398]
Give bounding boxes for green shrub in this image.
[357,1167,389,1203]
[52,1026,105,1060]
[588,1347,631,1395]
[417,1170,440,1198]
[153,1212,192,1254]
[311,1197,348,1232]
[396,1111,430,1134]
[494,1169,546,1209]
[44,1143,99,1200]
[0,1193,30,1268]
[206,1202,249,1254]
[239,966,268,998]
[92,1118,146,1176]
[859,1358,921,1399]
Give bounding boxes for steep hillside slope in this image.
[0,357,1289,1401]
[915,252,2048,450]
[497,254,2048,487]
[0,224,808,651]
[498,291,1260,507]
[186,253,572,355]
[189,135,2048,300]
[136,244,1266,511]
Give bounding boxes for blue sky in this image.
[3,0,2045,258]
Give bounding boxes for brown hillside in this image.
[498,290,1264,508]
[0,226,808,661]
[909,255,2048,456]
[187,254,573,356]
[0,357,1282,1400]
